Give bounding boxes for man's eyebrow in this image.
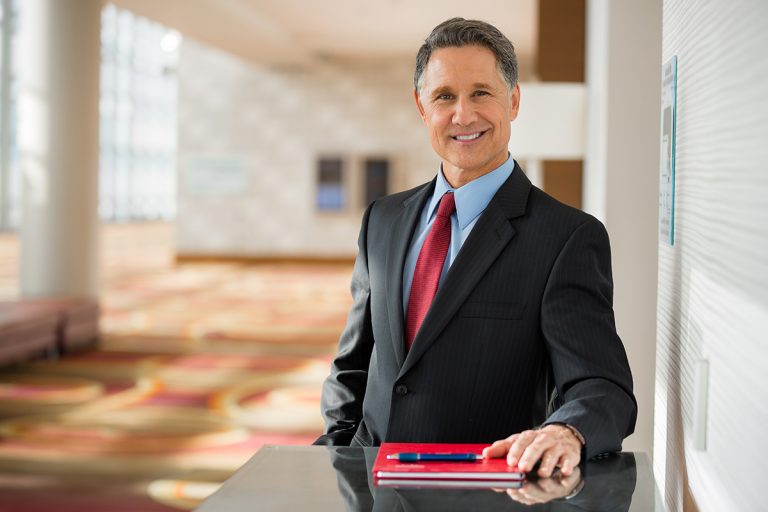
[427,83,497,98]
[430,86,453,97]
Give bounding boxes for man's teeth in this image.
[455,132,482,141]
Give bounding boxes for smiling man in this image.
[316,17,636,478]
[414,44,517,188]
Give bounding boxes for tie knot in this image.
[436,192,456,218]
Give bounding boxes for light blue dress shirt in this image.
[402,155,516,314]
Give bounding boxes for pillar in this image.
[584,0,662,456]
[17,0,101,298]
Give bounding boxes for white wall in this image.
[175,39,435,257]
[585,0,662,457]
[655,1,768,510]
[176,40,597,259]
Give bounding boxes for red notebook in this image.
[372,443,525,482]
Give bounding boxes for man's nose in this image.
[451,96,478,126]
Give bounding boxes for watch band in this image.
[562,423,586,445]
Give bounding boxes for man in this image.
[315,17,636,478]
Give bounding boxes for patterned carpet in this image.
[0,223,353,511]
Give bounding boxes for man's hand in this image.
[481,424,582,477]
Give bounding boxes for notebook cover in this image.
[372,443,525,481]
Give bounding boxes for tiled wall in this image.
[655,1,768,510]
[175,38,437,257]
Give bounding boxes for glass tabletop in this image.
[196,445,663,511]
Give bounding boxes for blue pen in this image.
[386,453,483,462]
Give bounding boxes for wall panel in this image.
[655,1,768,510]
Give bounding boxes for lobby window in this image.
[363,158,389,207]
[0,0,18,230]
[99,5,179,221]
[316,157,345,211]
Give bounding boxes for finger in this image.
[506,430,537,467]
[558,447,581,476]
[560,467,582,493]
[506,488,536,506]
[533,477,559,494]
[517,432,556,472]
[558,468,581,488]
[482,436,517,459]
[536,449,563,478]
[523,478,572,503]
[514,482,549,504]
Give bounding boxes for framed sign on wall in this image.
[659,56,678,245]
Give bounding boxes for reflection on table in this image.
[333,447,637,511]
[196,446,661,512]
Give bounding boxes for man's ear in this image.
[509,83,521,122]
[413,89,427,123]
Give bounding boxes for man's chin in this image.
[442,157,495,176]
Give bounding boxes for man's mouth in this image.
[452,130,487,141]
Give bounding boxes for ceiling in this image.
[110,0,538,74]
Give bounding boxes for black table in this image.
[196,445,663,511]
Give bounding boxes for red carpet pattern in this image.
[0,223,353,511]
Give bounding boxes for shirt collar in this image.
[426,154,516,230]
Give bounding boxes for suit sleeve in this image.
[540,216,637,459]
[314,202,376,446]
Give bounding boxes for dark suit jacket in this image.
[316,163,636,459]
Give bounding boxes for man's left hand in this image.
[482,424,582,477]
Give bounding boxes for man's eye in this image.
[436,94,453,101]
[474,90,490,97]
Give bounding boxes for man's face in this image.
[414,45,520,187]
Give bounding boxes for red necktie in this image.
[405,192,456,351]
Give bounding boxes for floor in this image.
[0,223,353,511]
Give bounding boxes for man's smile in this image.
[451,130,488,142]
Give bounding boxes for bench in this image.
[0,298,100,367]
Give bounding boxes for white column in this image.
[585,0,662,456]
[524,159,543,189]
[17,0,101,298]
[0,0,13,229]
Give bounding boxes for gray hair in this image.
[414,17,519,93]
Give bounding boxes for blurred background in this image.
[0,2,601,509]
[0,0,765,511]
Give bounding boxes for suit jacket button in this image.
[395,384,408,396]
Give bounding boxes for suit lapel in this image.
[384,180,435,368]
[399,165,532,376]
